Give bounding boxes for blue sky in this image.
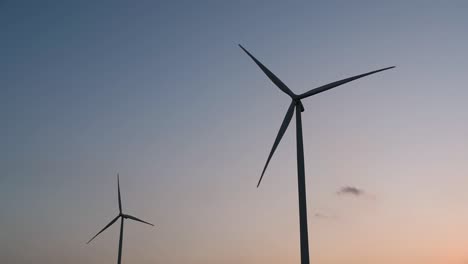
[2,1,468,263]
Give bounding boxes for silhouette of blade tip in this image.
[239,45,249,54]
[257,170,266,188]
[86,215,120,245]
[86,236,97,244]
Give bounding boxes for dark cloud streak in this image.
[337,186,365,197]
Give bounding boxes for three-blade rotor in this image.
[239,44,395,187]
[87,175,154,244]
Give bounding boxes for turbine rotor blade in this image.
[298,66,395,99]
[86,215,120,244]
[117,174,122,214]
[258,101,295,187]
[239,44,296,98]
[124,214,154,227]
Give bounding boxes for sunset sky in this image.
[2,1,468,263]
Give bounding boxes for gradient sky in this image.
[2,1,468,263]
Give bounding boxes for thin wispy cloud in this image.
[313,211,339,220]
[314,213,330,219]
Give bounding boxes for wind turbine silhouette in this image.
[239,44,394,264]
[87,174,154,264]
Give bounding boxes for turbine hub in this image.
[294,99,305,112]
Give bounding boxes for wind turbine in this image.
[87,174,154,264]
[239,44,394,264]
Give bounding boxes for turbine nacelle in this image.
[294,99,305,112]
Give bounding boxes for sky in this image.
[2,1,468,263]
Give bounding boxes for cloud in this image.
[314,213,329,219]
[313,212,339,220]
[336,186,365,197]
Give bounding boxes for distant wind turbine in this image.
[239,44,394,264]
[87,174,154,264]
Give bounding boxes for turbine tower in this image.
[87,174,154,264]
[239,44,394,264]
